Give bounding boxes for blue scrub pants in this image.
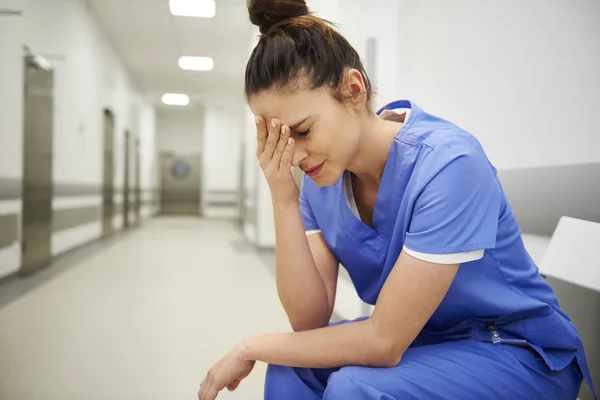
[265,329,583,399]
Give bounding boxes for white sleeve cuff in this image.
[305,230,321,236]
[403,245,484,264]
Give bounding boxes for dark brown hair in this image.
[244,0,372,107]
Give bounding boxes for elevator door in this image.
[102,109,115,237]
[20,55,54,275]
[123,130,130,228]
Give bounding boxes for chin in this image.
[307,168,342,187]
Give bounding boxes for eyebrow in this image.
[288,116,310,131]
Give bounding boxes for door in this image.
[159,153,201,215]
[102,109,115,236]
[123,130,130,228]
[134,137,141,224]
[20,54,54,275]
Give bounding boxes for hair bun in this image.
[248,0,310,35]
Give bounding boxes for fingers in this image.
[273,125,289,166]
[198,373,213,400]
[258,118,291,173]
[262,119,280,160]
[198,376,208,399]
[198,382,217,400]
[279,137,294,171]
[205,388,218,400]
[255,116,266,158]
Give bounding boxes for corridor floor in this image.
[0,217,290,400]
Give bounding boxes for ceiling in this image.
[87,0,255,109]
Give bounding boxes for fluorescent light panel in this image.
[162,93,190,106]
[179,56,213,71]
[169,0,215,18]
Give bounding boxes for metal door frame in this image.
[102,108,115,237]
[123,130,130,228]
[134,136,141,224]
[20,52,54,276]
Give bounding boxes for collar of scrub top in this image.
[377,99,417,132]
[376,99,413,115]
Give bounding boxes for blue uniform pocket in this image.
[488,310,579,372]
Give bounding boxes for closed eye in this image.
[296,128,310,137]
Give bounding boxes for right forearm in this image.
[273,200,331,331]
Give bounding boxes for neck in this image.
[347,113,403,189]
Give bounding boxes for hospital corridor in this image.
[0,218,289,399]
[1,0,599,399]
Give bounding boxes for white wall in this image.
[137,100,158,218]
[0,0,157,277]
[202,105,244,218]
[242,105,260,243]
[155,107,204,155]
[0,3,24,180]
[394,0,600,170]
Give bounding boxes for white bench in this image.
[538,217,600,400]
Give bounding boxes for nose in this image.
[292,146,308,168]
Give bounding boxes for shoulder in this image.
[375,101,499,203]
[402,115,495,187]
[382,100,494,174]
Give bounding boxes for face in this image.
[249,73,367,186]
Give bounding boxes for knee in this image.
[265,363,292,386]
[324,367,413,400]
[323,367,364,400]
[265,364,316,400]
[264,364,291,400]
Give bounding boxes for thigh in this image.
[324,340,582,400]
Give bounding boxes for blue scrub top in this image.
[298,100,596,395]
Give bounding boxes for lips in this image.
[304,162,324,178]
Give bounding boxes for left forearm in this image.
[243,319,400,369]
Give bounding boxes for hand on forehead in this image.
[249,86,328,125]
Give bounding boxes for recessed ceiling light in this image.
[179,56,213,71]
[169,0,215,18]
[161,93,190,106]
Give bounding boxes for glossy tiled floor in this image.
[0,217,290,400]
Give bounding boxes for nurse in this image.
[198,0,597,399]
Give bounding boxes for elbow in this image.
[367,319,405,367]
[290,319,311,332]
[291,323,314,332]
[290,317,329,332]
[288,304,332,332]
[377,349,403,368]
[289,311,331,332]
[372,336,405,367]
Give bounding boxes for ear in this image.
[343,68,369,108]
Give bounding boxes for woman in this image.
[198,1,597,399]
